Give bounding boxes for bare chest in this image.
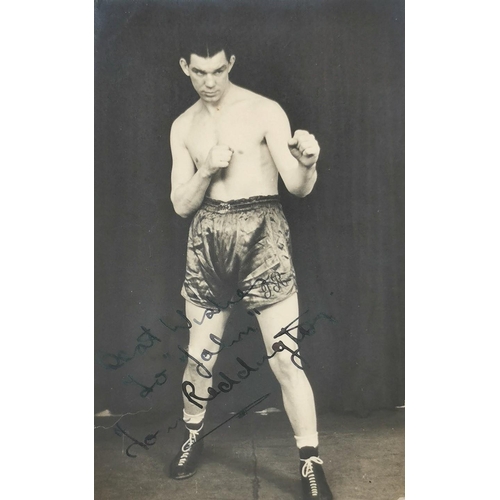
[184,107,265,167]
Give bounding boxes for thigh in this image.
[255,293,300,355]
[185,300,231,369]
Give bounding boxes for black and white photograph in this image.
[5,2,500,500]
[94,1,405,498]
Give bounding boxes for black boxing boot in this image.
[299,447,333,500]
[170,423,204,480]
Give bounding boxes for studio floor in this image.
[95,408,404,500]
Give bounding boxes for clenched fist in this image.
[203,144,234,176]
[288,130,320,168]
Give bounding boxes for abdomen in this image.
[207,148,278,201]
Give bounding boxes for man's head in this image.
[179,34,236,102]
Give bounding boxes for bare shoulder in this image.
[232,87,289,132]
[251,94,289,128]
[258,97,288,122]
[234,86,284,112]
[171,101,202,139]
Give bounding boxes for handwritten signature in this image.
[119,310,336,399]
[182,311,336,409]
[95,327,161,371]
[96,273,289,372]
[113,393,271,458]
[271,311,337,369]
[113,423,160,458]
[122,369,168,398]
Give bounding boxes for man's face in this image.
[180,50,235,102]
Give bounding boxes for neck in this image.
[201,82,234,114]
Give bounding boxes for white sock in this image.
[183,409,206,425]
[294,432,319,449]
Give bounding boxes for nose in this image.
[205,74,215,88]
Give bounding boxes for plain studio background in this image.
[95,0,404,420]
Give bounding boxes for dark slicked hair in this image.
[179,29,234,64]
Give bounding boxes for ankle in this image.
[299,446,319,460]
[186,421,204,432]
[183,409,205,431]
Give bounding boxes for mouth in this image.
[203,91,218,97]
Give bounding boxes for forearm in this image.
[171,168,212,218]
[284,162,318,198]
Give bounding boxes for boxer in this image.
[168,35,333,500]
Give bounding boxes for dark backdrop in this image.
[95,0,404,418]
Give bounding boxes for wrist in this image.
[298,160,317,170]
[198,164,213,179]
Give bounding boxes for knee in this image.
[269,355,305,385]
[184,352,215,379]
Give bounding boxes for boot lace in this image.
[178,427,202,466]
[301,456,324,497]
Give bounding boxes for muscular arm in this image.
[264,102,319,198]
[170,118,233,218]
[170,119,212,218]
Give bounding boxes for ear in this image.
[228,55,236,73]
[179,58,190,77]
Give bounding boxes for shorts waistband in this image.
[201,195,281,213]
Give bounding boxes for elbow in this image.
[294,192,311,199]
[173,203,192,219]
[289,184,315,198]
[293,187,313,198]
[171,195,191,218]
[284,168,318,198]
[175,208,190,219]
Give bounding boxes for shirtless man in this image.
[169,36,333,500]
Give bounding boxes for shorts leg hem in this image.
[243,287,299,311]
[180,289,219,310]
